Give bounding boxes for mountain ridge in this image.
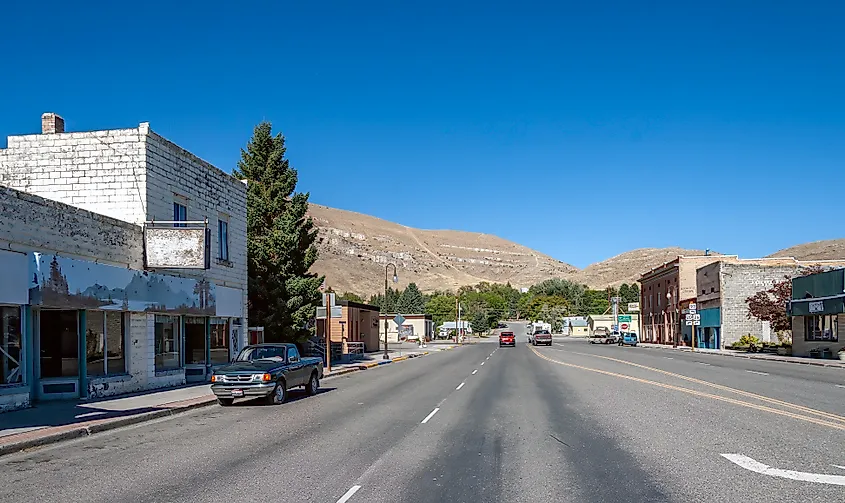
[307,203,845,296]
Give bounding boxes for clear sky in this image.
[2,1,843,268]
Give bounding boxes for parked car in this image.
[588,334,607,344]
[532,329,552,346]
[608,332,621,344]
[618,333,638,347]
[210,343,324,406]
[499,331,516,347]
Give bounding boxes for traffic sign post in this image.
[686,302,699,351]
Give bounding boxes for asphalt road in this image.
[2,322,844,502]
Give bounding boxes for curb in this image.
[0,397,217,458]
[637,344,845,369]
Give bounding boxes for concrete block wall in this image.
[0,127,147,223]
[0,390,30,413]
[0,185,143,268]
[720,263,800,346]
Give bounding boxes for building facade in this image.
[316,301,382,354]
[789,269,845,357]
[587,314,640,336]
[639,255,726,345]
[0,114,247,412]
[378,314,434,343]
[694,259,845,349]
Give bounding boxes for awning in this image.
[789,295,845,317]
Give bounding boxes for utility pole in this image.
[456,297,461,345]
[612,296,619,335]
[324,291,332,373]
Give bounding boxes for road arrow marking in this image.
[721,454,845,486]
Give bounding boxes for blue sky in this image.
[2,1,843,268]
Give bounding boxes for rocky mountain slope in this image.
[308,204,844,297]
[307,204,577,296]
[767,239,845,261]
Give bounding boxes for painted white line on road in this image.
[472,369,478,375]
[456,382,465,391]
[74,411,106,419]
[697,362,711,366]
[480,361,485,366]
[721,453,845,486]
[421,408,440,424]
[336,485,361,503]
[833,465,845,470]
[836,385,845,389]
[664,357,674,360]
[746,370,769,376]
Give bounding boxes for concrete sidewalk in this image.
[636,342,845,369]
[0,345,459,456]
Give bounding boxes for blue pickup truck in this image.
[210,343,324,406]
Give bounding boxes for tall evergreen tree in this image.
[396,283,426,314]
[233,122,322,342]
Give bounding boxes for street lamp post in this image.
[383,263,398,360]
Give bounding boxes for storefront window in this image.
[106,312,126,374]
[210,318,229,365]
[805,315,838,342]
[86,312,127,376]
[1,306,22,385]
[86,311,106,377]
[154,315,181,371]
[184,316,206,365]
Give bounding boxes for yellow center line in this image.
[564,350,845,425]
[529,347,845,431]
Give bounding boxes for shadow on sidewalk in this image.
[0,383,212,438]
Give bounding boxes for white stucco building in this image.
[0,113,248,412]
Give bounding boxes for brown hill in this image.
[307,204,578,297]
[572,248,714,289]
[767,239,845,261]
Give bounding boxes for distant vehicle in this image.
[588,330,613,344]
[210,343,323,406]
[497,322,508,329]
[618,333,638,347]
[608,332,622,344]
[593,327,609,336]
[532,329,552,346]
[499,331,516,347]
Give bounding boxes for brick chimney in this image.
[41,113,65,134]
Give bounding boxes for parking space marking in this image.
[421,407,440,424]
[456,382,465,391]
[336,485,361,503]
[746,370,769,376]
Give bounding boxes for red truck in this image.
[499,331,516,347]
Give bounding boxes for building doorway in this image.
[184,316,207,382]
[36,309,81,400]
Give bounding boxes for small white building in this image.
[378,314,433,343]
[0,113,247,412]
[438,321,472,338]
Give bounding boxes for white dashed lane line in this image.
[456,382,465,391]
[746,370,769,376]
[336,485,361,503]
[421,408,440,424]
[472,369,478,375]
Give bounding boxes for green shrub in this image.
[738,334,761,346]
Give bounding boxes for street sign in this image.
[611,324,619,331]
[685,320,701,326]
[393,314,406,327]
[693,314,701,321]
[689,303,697,311]
[685,314,693,321]
[627,302,640,312]
[321,293,336,307]
[618,315,632,323]
[620,323,629,330]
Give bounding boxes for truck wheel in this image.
[217,397,234,407]
[265,381,286,405]
[306,372,320,396]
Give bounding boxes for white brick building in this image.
[695,258,845,349]
[0,114,248,412]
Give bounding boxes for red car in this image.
[499,331,516,347]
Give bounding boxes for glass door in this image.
[36,310,81,400]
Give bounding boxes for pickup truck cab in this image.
[210,343,324,406]
[532,329,552,346]
[499,331,516,347]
